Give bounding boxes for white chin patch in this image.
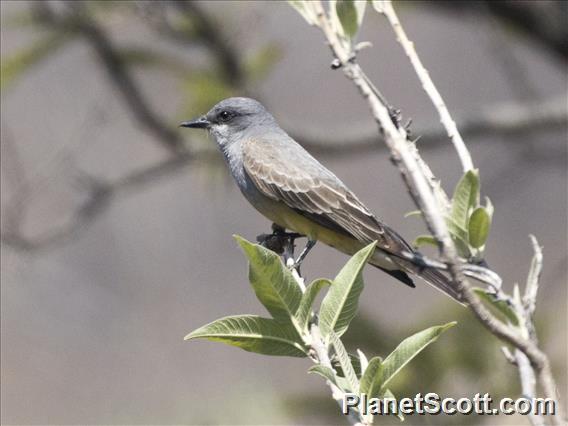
[211,124,229,142]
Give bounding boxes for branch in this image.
[1,151,201,252]
[32,1,185,154]
[380,2,474,172]
[279,238,364,426]
[287,96,567,156]
[171,0,246,87]
[434,1,568,62]
[306,1,564,424]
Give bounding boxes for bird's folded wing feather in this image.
[242,135,412,255]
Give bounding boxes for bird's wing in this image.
[242,135,412,255]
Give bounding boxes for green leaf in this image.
[413,235,438,249]
[359,356,383,397]
[357,348,369,374]
[330,332,359,393]
[468,207,491,248]
[295,278,331,331]
[335,0,359,39]
[308,365,340,388]
[383,388,405,421]
[332,352,363,378]
[185,315,307,357]
[368,322,456,395]
[319,242,376,339]
[450,169,480,231]
[288,0,318,25]
[473,288,519,326]
[1,33,70,91]
[235,236,302,327]
[446,216,471,258]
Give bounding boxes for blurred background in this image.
[1,1,566,425]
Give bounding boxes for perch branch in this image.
[279,236,364,426]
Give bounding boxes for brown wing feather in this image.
[242,137,412,256]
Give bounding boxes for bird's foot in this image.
[292,239,317,273]
[256,224,303,256]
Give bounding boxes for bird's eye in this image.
[219,110,232,122]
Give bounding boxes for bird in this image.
[181,97,462,302]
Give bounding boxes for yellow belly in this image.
[255,200,364,254]
[252,199,398,271]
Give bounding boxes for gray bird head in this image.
[180,97,276,147]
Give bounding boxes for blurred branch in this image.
[435,1,568,62]
[1,150,207,252]
[32,1,185,154]
[138,0,247,89]
[171,0,246,87]
[289,96,568,156]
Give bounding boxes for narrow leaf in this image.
[330,332,359,393]
[359,356,383,397]
[450,169,480,231]
[413,235,438,248]
[357,349,369,374]
[446,216,471,258]
[235,236,302,327]
[371,322,456,393]
[468,207,491,248]
[473,288,519,326]
[295,278,331,331]
[383,388,405,421]
[335,0,359,39]
[320,242,376,339]
[308,365,339,388]
[332,353,363,378]
[185,315,306,357]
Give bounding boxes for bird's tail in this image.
[371,249,466,305]
[417,267,466,305]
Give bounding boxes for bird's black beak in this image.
[179,116,210,129]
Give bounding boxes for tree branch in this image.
[288,96,567,157]
[279,237,364,426]
[379,2,474,172]
[1,150,202,252]
[306,1,564,424]
[33,1,185,154]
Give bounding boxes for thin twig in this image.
[379,2,474,172]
